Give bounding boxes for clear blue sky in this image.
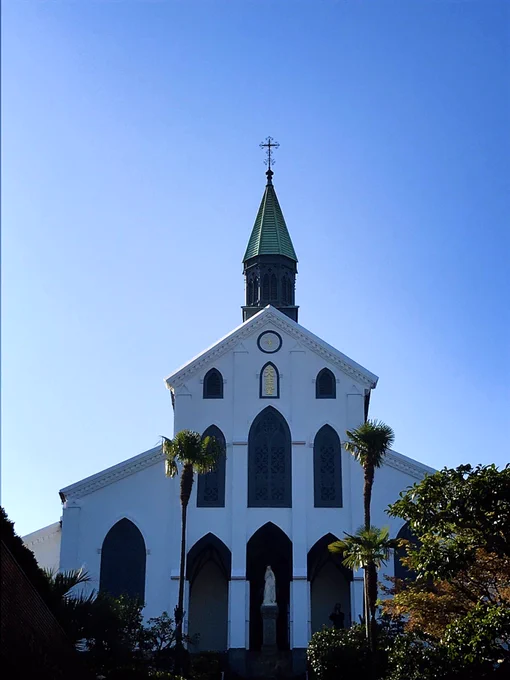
[2,0,509,536]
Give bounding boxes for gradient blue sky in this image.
[2,0,509,536]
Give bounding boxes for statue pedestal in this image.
[260,603,279,650]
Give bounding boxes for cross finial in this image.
[259,137,280,177]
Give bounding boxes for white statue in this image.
[263,565,276,605]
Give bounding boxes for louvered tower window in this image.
[197,425,226,507]
[313,425,342,507]
[270,274,278,301]
[262,274,270,300]
[316,368,336,399]
[203,368,223,399]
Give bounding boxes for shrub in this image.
[307,625,371,680]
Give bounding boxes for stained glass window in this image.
[248,407,291,507]
[313,425,342,507]
[203,368,223,399]
[316,368,336,399]
[100,519,146,601]
[197,426,226,508]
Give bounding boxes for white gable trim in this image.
[165,306,378,390]
[384,449,435,480]
[59,446,164,502]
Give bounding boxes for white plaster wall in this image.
[23,522,62,572]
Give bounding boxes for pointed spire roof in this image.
[243,170,298,263]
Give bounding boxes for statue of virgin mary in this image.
[263,565,276,605]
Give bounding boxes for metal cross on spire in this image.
[259,136,280,172]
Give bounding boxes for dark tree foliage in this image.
[0,506,53,602]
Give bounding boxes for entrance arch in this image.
[308,534,352,634]
[246,522,292,651]
[187,533,231,652]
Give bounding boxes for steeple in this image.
[242,139,298,322]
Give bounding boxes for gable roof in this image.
[59,445,164,502]
[165,305,378,390]
[243,175,297,262]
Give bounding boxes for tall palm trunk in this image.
[175,464,194,675]
[363,463,377,652]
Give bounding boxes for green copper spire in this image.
[243,169,298,263]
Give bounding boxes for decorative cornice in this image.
[166,307,378,390]
[384,449,435,480]
[60,446,164,501]
[23,522,61,547]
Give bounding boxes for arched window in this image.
[260,362,279,399]
[316,368,336,399]
[313,425,342,507]
[100,519,146,601]
[270,274,278,301]
[253,276,259,304]
[262,274,270,300]
[248,406,292,507]
[248,279,254,305]
[197,426,226,507]
[394,523,418,584]
[203,368,223,399]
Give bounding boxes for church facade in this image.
[27,164,433,673]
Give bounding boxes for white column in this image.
[229,578,248,649]
[291,577,310,648]
[291,440,310,649]
[350,572,364,626]
[59,500,81,572]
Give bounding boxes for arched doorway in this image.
[246,522,292,651]
[308,534,352,634]
[394,522,418,586]
[187,533,231,652]
[100,518,146,601]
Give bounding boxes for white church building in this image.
[26,161,433,674]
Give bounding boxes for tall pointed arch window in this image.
[248,406,292,507]
[313,425,342,507]
[260,362,279,399]
[197,426,226,507]
[203,368,223,399]
[316,368,336,399]
[281,275,289,304]
[270,274,278,301]
[100,519,146,601]
[248,279,254,305]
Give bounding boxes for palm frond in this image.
[163,430,222,475]
[44,567,91,598]
[344,420,395,468]
[328,525,396,570]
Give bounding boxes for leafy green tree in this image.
[343,420,394,648]
[307,624,372,680]
[162,430,222,673]
[384,464,510,677]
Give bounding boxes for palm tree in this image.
[43,567,95,644]
[344,420,395,531]
[329,526,397,650]
[162,429,221,670]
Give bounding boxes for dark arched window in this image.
[281,276,289,304]
[203,368,223,399]
[394,523,418,584]
[316,368,336,399]
[262,274,270,300]
[313,425,342,507]
[100,519,146,601]
[248,279,254,305]
[248,407,292,508]
[270,274,278,301]
[253,276,259,303]
[260,362,280,399]
[197,426,226,507]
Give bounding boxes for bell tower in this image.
[242,138,299,322]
